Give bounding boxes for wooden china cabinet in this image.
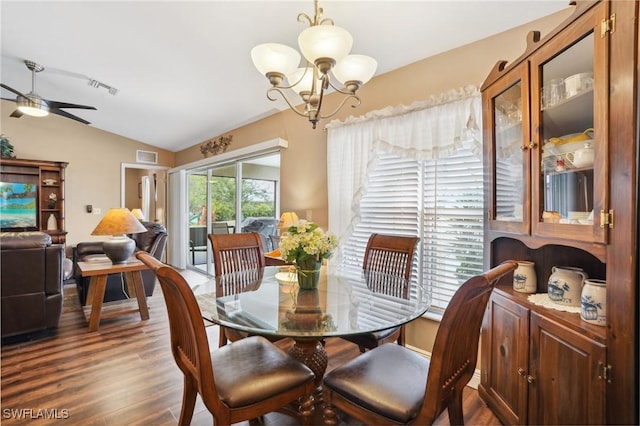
[479,1,637,424]
[0,158,68,243]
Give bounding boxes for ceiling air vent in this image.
[136,150,158,164]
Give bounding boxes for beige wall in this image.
[1,7,572,352]
[0,107,175,250]
[174,8,574,231]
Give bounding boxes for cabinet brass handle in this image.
[518,368,526,376]
[519,142,538,151]
[527,375,535,384]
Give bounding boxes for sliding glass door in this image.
[186,153,280,274]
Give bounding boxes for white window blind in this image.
[422,149,484,311]
[337,148,484,311]
[339,154,421,279]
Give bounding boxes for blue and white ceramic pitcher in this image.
[548,266,587,307]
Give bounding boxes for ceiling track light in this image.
[88,79,119,95]
[251,0,377,129]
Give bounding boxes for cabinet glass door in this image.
[495,83,525,222]
[485,64,530,235]
[531,3,608,244]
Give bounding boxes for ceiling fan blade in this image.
[9,109,24,118]
[0,83,30,100]
[46,100,96,110]
[49,107,91,125]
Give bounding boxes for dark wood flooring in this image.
[1,277,500,425]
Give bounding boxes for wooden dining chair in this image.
[208,231,266,347]
[343,233,419,352]
[136,252,316,426]
[322,261,517,426]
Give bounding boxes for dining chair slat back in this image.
[136,252,315,426]
[209,232,265,276]
[322,261,517,425]
[344,233,419,352]
[363,233,419,280]
[208,232,267,347]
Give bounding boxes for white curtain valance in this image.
[326,85,481,160]
[327,85,482,253]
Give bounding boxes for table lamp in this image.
[131,208,145,221]
[91,208,147,264]
[278,211,299,232]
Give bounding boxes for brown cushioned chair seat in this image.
[211,336,315,408]
[323,343,429,423]
[343,326,400,350]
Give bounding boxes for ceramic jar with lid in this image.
[513,261,537,293]
[580,279,606,326]
[547,266,587,306]
[566,141,594,168]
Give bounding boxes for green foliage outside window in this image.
[189,174,275,222]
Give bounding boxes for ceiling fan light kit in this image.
[1,60,97,124]
[251,0,377,129]
[17,95,49,117]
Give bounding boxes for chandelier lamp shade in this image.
[251,0,377,129]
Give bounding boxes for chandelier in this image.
[251,0,377,129]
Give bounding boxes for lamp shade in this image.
[91,208,147,236]
[251,43,301,77]
[131,208,145,220]
[287,68,322,95]
[332,54,378,85]
[298,25,353,64]
[279,211,300,229]
[91,208,147,264]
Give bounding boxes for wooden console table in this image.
[76,258,150,331]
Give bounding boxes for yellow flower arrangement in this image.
[279,220,337,289]
[279,220,338,264]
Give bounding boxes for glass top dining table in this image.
[192,265,431,384]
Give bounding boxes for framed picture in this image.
[0,181,38,231]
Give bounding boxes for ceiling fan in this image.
[1,60,96,125]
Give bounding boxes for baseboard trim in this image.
[406,344,481,389]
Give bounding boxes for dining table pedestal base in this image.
[288,338,327,389]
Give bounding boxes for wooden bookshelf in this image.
[1,158,68,243]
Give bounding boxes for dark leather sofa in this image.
[73,221,167,305]
[0,232,64,340]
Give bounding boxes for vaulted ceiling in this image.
[1,1,568,152]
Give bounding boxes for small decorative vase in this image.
[296,257,322,290]
[47,213,57,230]
[581,279,606,326]
[47,199,56,209]
[548,266,587,306]
[513,261,537,293]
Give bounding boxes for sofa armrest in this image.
[45,245,64,295]
[75,241,105,258]
[147,232,168,260]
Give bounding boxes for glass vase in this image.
[296,257,322,290]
